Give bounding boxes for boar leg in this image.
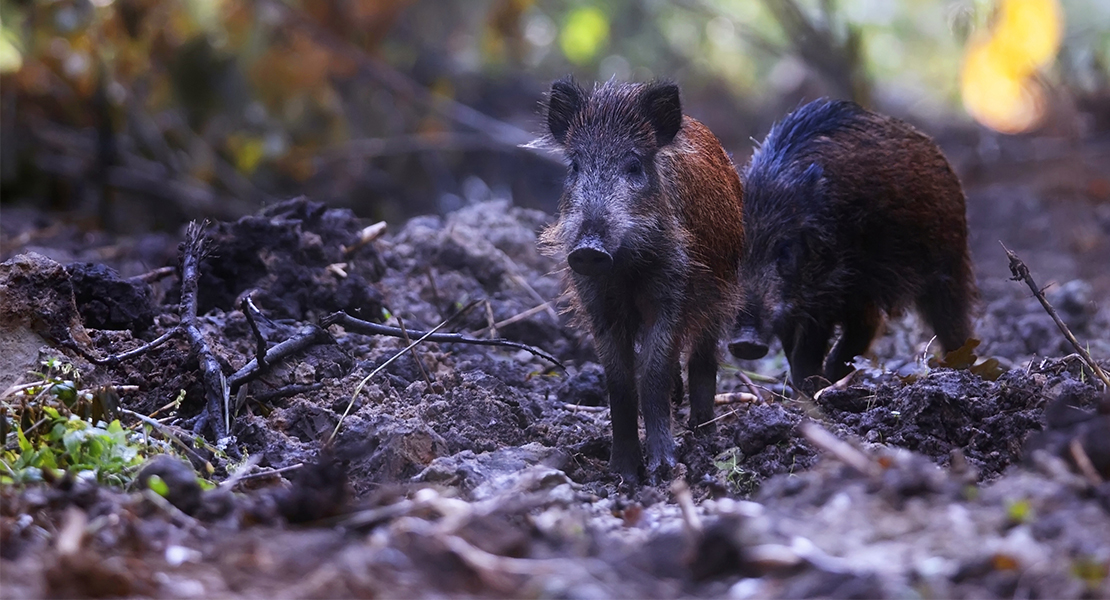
[786,322,833,394]
[687,331,718,433]
[671,362,685,406]
[824,303,880,382]
[595,328,642,481]
[638,317,681,480]
[918,274,974,353]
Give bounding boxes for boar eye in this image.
[624,156,643,177]
[570,160,580,174]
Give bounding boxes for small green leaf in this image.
[146,474,170,497]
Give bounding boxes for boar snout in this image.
[567,236,613,276]
[728,326,769,359]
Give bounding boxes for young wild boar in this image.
[541,78,745,482]
[728,99,978,394]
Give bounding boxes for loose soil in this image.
[1,133,1109,598]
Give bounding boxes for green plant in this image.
[1,357,168,487]
[714,448,759,496]
[2,410,144,486]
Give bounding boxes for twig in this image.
[396,316,434,388]
[484,300,498,339]
[342,222,387,258]
[1003,243,1110,390]
[128,266,177,285]
[241,292,268,372]
[228,325,335,398]
[470,302,554,338]
[322,312,565,369]
[1068,438,1105,486]
[119,408,210,466]
[714,392,760,405]
[736,369,764,401]
[799,421,880,477]
[251,383,324,404]
[231,462,305,485]
[180,222,232,444]
[671,479,703,534]
[84,326,181,366]
[327,301,482,444]
[699,408,739,428]
[561,403,607,413]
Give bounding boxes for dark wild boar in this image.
[540,78,745,482]
[729,99,978,394]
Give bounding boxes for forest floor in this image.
[1,133,1110,598]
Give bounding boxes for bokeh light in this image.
[960,0,1064,133]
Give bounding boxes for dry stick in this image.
[229,325,334,397]
[799,420,880,478]
[120,408,209,467]
[1068,438,1105,486]
[714,392,760,404]
[231,462,305,485]
[180,222,232,444]
[241,293,269,371]
[699,408,740,428]
[84,326,181,366]
[562,403,607,413]
[470,302,553,338]
[342,221,387,258]
[327,301,482,444]
[505,271,561,323]
[396,316,434,388]
[1003,243,1110,390]
[251,383,324,404]
[323,312,565,370]
[128,265,176,285]
[671,479,703,534]
[736,369,764,400]
[484,300,498,339]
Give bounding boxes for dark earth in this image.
[1,131,1110,598]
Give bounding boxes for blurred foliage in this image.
[0,0,1108,231]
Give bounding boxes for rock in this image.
[0,252,92,390]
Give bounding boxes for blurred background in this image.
[1,0,1109,233]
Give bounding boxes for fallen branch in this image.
[322,311,565,370]
[180,222,232,445]
[1003,243,1110,390]
[228,325,335,394]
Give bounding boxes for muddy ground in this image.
[2,134,1110,598]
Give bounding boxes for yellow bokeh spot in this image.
[560,6,609,65]
[992,0,1062,69]
[960,0,1063,134]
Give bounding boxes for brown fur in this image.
[541,78,744,481]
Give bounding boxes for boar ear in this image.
[640,81,682,146]
[548,77,586,145]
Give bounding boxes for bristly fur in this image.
[732,98,978,394]
[539,76,745,482]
